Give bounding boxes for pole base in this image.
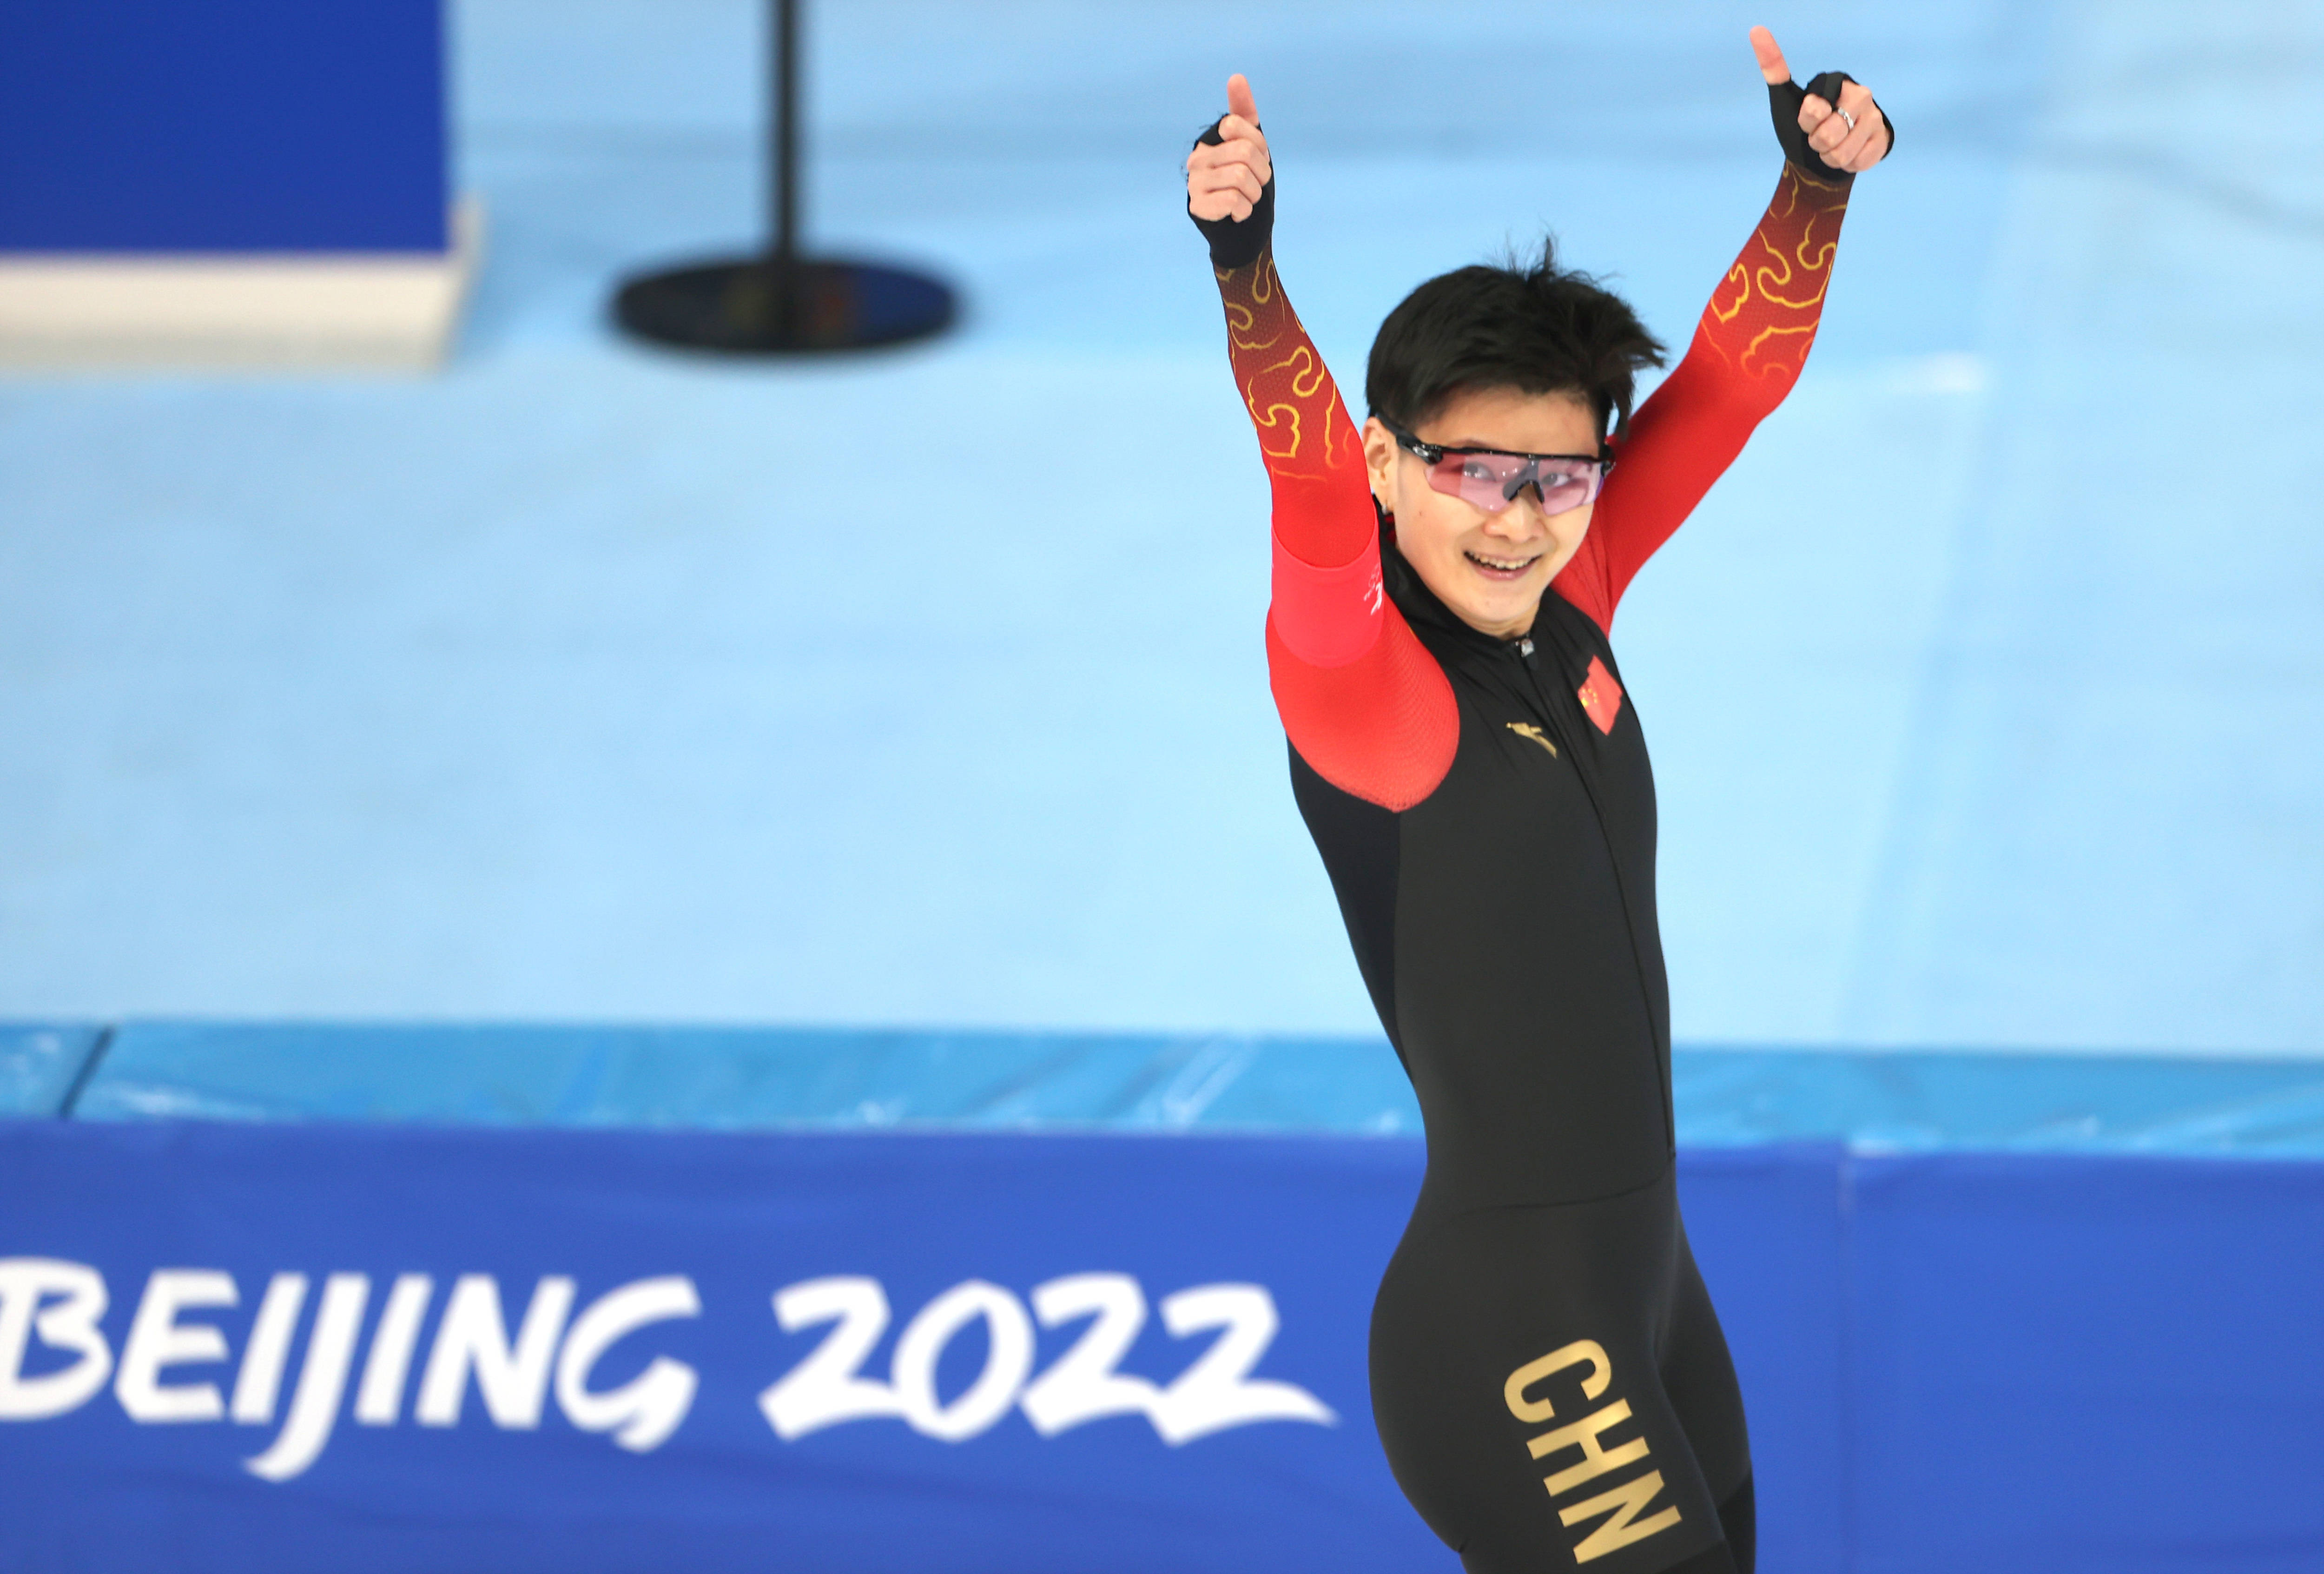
[612,256,956,354]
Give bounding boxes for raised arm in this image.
[1190,78,1456,812]
[1551,28,1893,633]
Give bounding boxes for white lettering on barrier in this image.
[760,1274,1336,1446]
[246,1273,370,1481]
[554,1275,701,1452]
[0,1258,113,1420]
[890,1280,1036,1443]
[416,1275,575,1430]
[3,1264,706,1471]
[759,1276,906,1438]
[2,1264,1330,1464]
[355,1273,434,1426]
[231,1272,309,1424]
[1149,1283,1337,1443]
[116,1270,238,1422]
[1019,1272,1160,1435]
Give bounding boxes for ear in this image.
[1361,417,1400,514]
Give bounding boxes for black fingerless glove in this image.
[1768,70,1894,184]
[1188,117,1275,270]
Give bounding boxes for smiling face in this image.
[1363,385,1601,640]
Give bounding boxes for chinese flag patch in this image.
[1578,656,1624,734]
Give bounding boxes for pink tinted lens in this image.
[1426,453,1602,516]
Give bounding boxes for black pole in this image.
[772,0,798,271]
[611,0,955,354]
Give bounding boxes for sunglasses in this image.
[1387,424,1611,517]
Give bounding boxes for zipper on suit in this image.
[1509,634,1676,1154]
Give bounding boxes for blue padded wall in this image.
[0,0,447,251]
[12,1026,2324,1572]
[1675,1144,1852,1574]
[5,1116,2319,1574]
[0,1121,1440,1574]
[1849,1154,2324,1574]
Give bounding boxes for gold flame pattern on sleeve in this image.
[1217,253,1365,485]
[1697,166,1851,387]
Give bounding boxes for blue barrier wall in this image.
[1,1122,1434,1574]
[6,1026,2323,1573]
[1849,1154,2324,1574]
[0,0,447,251]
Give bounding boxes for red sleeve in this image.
[1215,250,1457,812]
[1552,165,1853,634]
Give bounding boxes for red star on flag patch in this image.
[1578,656,1624,734]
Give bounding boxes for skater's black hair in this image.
[1366,239,1667,443]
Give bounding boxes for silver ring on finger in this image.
[1835,106,1858,132]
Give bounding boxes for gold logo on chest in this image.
[1506,722,1558,758]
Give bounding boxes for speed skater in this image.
[1185,26,1891,1574]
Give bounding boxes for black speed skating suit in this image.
[1193,73,1877,1574]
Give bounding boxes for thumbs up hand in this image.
[1752,25,1890,174]
[1187,74,1273,223]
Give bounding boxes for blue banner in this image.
[5,1118,2322,1574]
[4,1121,1439,1574]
